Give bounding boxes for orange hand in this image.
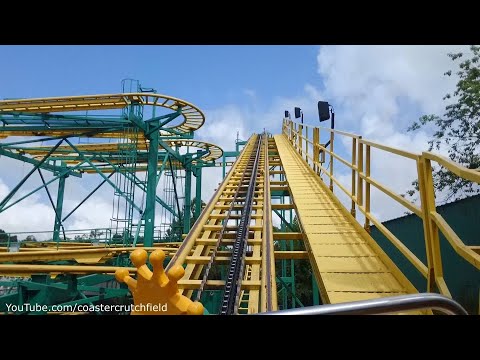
[115,249,204,315]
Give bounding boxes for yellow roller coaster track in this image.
[165,134,277,314]
[13,139,223,166]
[1,117,479,315]
[0,93,205,137]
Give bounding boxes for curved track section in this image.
[9,139,223,167]
[0,93,205,137]
[160,140,223,163]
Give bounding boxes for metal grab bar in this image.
[260,293,468,315]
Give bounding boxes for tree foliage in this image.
[0,229,18,243]
[89,229,104,239]
[0,229,8,242]
[407,45,480,202]
[25,235,36,242]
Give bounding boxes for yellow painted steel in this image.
[282,118,480,303]
[164,134,274,314]
[0,242,182,252]
[0,264,136,276]
[115,249,203,315]
[419,152,480,295]
[2,100,477,315]
[0,247,179,264]
[17,140,223,164]
[0,93,205,136]
[274,134,421,306]
[260,136,277,312]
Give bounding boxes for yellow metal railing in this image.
[282,119,480,297]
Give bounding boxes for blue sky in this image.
[0,45,470,234]
[0,45,319,116]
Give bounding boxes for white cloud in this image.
[316,45,471,220]
[193,81,329,205]
[0,178,54,239]
[0,153,129,238]
[317,45,465,118]
[197,105,249,151]
[1,45,469,236]
[194,105,246,202]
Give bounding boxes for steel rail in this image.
[261,293,468,315]
[220,135,262,315]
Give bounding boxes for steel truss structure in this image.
[0,85,478,315]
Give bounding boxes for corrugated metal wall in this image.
[371,194,480,315]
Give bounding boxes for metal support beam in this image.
[143,121,160,247]
[155,152,170,187]
[145,110,182,136]
[273,209,297,232]
[94,154,177,218]
[0,160,86,213]
[62,171,116,222]
[53,174,66,243]
[276,276,304,307]
[64,139,143,214]
[168,157,182,222]
[183,154,193,234]
[158,138,183,163]
[195,151,202,220]
[222,154,226,178]
[312,275,320,305]
[0,147,81,177]
[0,139,64,211]
[36,168,67,243]
[0,128,120,148]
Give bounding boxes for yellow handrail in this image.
[282,118,479,299]
[360,139,419,160]
[423,152,480,183]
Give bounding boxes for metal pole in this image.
[64,140,142,213]
[312,275,320,305]
[183,155,193,234]
[329,110,335,191]
[1,161,86,213]
[261,293,468,315]
[222,154,226,178]
[0,139,64,211]
[53,174,66,243]
[62,171,116,222]
[195,151,202,220]
[143,121,160,247]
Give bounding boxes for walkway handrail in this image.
[261,293,468,315]
[282,118,480,299]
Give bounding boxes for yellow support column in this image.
[313,127,319,174]
[421,158,451,297]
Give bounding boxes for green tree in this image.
[0,229,15,246]
[407,45,480,202]
[0,229,7,242]
[25,235,37,242]
[89,229,104,239]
